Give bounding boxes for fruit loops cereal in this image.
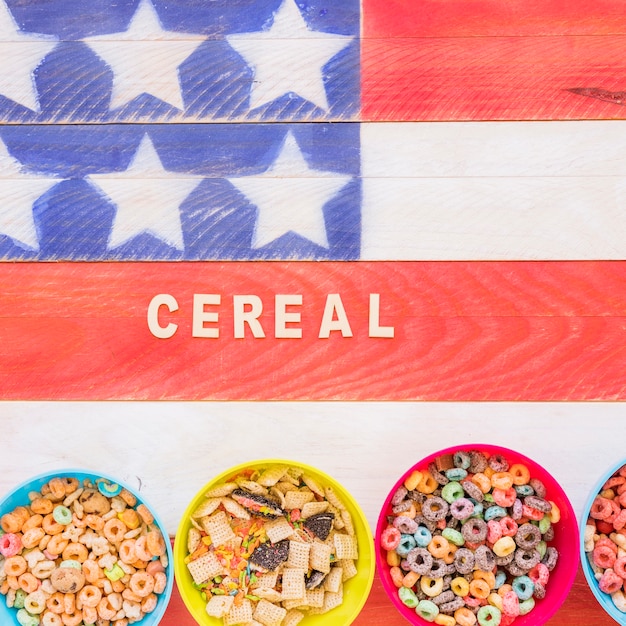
[0,475,169,626]
[583,463,626,613]
[184,465,359,626]
[380,450,561,626]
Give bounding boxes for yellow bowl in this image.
[174,459,374,625]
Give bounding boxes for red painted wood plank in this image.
[361,35,626,121]
[362,0,626,38]
[161,566,613,625]
[0,261,625,400]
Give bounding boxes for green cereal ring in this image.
[441,481,464,503]
[415,599,439,622]
[519,597,536,615]
[442,527,464,547]
[16,609,39,626]
[13,589,26,609]
[52,505,72,525]
[477,605,502,626]
[398,586,419,608]
[538,515,551,534]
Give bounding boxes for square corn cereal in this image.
[300,501,329,519]
[281,568,306,600]
[284,490,315,510]
[254,588,282,603]
[305,588,325,608]
[283,609,305,626]
[205,594,234,618]
[340,559,358,581]
[309,541,332,574]
[224,598,253,625]
[341,509,355,535]
[186,551,224,584]
[253,598,287,626]
[281,598,307,610]
[265,517,294,544]
[324,566,343,593]
[202,511,236,547]
[250,571,278,590]
[308,588,344,615]
[287,541,310,570]
[334,533,358,560]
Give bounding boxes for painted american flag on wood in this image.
[0,0,625,402]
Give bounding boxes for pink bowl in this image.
[375,444,579,625]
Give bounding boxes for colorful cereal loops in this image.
[0,474,169,626]
[583,462,626,614]
[379,449,562,625]
[182,464,360,625]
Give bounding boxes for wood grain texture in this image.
[0,261,625,400]
[160,567,615,625]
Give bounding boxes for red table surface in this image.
[163,563,614,625]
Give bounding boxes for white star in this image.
[83,0,205,111]
[228,132,351,249]
[87,134,203,250]
[0,1,57,111]
[0,138,58,250]
[226,0,352,111]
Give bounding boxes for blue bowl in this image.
[580,458,626,624]
[0,469,173,626]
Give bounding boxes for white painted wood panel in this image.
[1,402,621,535]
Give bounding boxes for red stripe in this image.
[1,261,624,400]
[361,0,626,120]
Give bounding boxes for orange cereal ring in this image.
[146,530,166,557]
[455,607,478,626]
[63,592,76,615]
[41,612,63,626]
[42,514,65,536]
[491,472,514,491]
[85,515,105,532]
[134,536,152,562]
[48,478,67,500]
[122,589,142,603]
[97,596,118,620]
[390,566,404,588]
[31,498,54,515]
[62,542,89,563]
[428,535,451,559]
[471,473,491,494]
[47,592,65,614]
[22,514,44,532]
[61,612,83,626]
[4,555,27,577]
[103,518,127,544]
[474,570,496,589]
[1,512,23,534]
[46,535,69,556]
[136,504,154,525]
[129,572,155,598]
[22,527,46,549]
[78,585,102,608]
[82,606,98,625]
[82,560,103,584]
[469,577,491,599]
[509,464,531,485]
[152,571,166,596]
[18,572,39,593]
[141,593,158,614]
[119,539,137,564]
[417,473,438,495]
[61,477,79,495]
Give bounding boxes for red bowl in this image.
[375,444,579,625]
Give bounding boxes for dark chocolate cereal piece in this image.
[468,451,488,473]
[304,570,327,590]
[249,539,289,571]
[231,489,284,519]
[488,454,510,472]
[429,463,449,486]
[422,497,449,522]
[303,512,335,541]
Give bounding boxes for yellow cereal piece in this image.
[387,550,401,567]
[434,614,456,626]
[549,501,561,523]
[450,576,469,597]
[493,536,516,557]
[488,592,503,610]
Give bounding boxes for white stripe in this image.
[361,121,626,260]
